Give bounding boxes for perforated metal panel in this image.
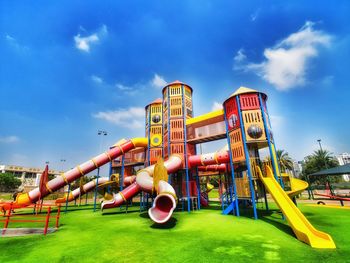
[239,94,260,110]
[235,177,251,198]
[169,85,182,96]
[170,106,183,117]
[229,129,245,162]
[242,109,266,141]
[150,148,163,165]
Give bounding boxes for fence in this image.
[1,203,61,236]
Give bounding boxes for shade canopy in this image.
[309,163,350,177]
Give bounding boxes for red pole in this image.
[2,203,12,236]
[44,206,51,235]
[56,205,61,228]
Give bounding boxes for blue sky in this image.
[1,1,349,174]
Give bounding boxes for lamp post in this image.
[317,139,323,151]
[94,130,108,211]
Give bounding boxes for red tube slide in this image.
[16,138,148,206]
[101,155,183,224]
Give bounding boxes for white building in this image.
[336,153,350,181]
[292,161,303,178]
[0,164,62,191]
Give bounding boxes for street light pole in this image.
[317,139,323,151]
[94,130,107,212]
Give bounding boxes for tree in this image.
[0,173,22,192]
[301,149,339,185]
[276,150,294,173]
[265,149,294,173]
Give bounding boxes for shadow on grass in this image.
[150,217,177,229]
[139,212,150,219]
[101,209,140,216]
[62,207,99,212]
[258,209,295,237]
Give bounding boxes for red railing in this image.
[1,203,61,236]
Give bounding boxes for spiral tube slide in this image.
[16,138,148,206]
[101,155,182,224]
[55,177,109,204]
[54,176,137,204]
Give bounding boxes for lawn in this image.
[0,201,349,263]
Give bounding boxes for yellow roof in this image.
[230,86,258,97]
[186,109,224,125]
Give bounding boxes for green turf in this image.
[0,193,12,201]
[208,188,219,199]
[0,202,349,263]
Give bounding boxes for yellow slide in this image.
[257,166,335,249]
[287,176,309,198]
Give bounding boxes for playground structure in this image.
[0,81,336,248]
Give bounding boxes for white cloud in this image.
[5,34,29,52]
[6,34,15,41]
[151,74,167,88]
[74,24,108,52]
[211,101,223,111]
[92,107,144,129]
[116,83,132,91]
[91,75,103,84]
[233,48,246,63]
[0,135,19,143]
[250,8,260,22]
[234,21,332,90]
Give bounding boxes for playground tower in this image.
[162,80,195,163]
[145,98,163,166]
[223,87,282,218]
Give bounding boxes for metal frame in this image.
[181,84,191,212]
[236,96,258,219]
[166,86,172,184]
[258,94,284,187]
[120,155,125,192]
[223,106,240,216]
[147,105,151,166]
[93,168,100,212]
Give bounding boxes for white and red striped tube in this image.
[136,155,182,224]
[188,151,230,168]
[16,138,148,205]
[55,177,109,203]
[149,181,177,224]
[123,175,136,186]
[101,182,141,210]
[101,155,183,223]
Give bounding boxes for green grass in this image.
[0,202,349,263]
[208,188,219,199]
[0,193,12,201]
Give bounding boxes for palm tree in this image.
[264,149,294,173]
[311,149,339,171]
[301,149,339,185]
[276,150,294,173]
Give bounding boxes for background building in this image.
[337,153,350,181]
[0,164,62,191]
